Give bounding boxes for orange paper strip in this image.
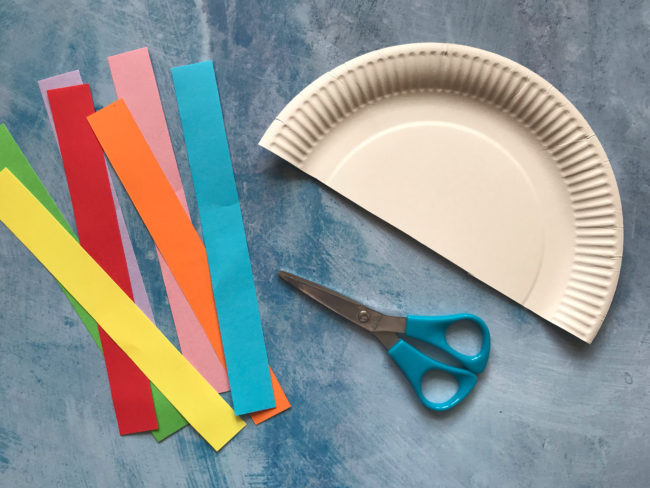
[87,100,224,362]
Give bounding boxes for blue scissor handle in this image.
[387,339,477,411]
[405,314,490,374]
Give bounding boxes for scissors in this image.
[279,271,490,411]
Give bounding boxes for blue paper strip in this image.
[171,61,275,415]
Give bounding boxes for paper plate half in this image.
[260,43,623,343]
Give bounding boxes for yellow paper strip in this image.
[0,168,245,451]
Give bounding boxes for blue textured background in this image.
[1,1,649,486]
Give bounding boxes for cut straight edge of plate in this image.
[260,42,623,343]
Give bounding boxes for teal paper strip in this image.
[171,61,274,415]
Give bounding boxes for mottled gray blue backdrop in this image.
[0,1,648,487]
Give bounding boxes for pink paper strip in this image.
[108,47,229,392]
[38,72,155,322]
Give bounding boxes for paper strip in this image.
[48,85,157,434]
[172,61,278,415]
[38,73,187,440]
[0,168,246,451]
[39,72,154,321]
[38,71,82,133]
[108,47,229,393]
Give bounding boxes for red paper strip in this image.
[48,84,158,434]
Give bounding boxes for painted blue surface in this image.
[0,1,648,486]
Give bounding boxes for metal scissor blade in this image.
[278,270,406,334]
[374,332,401,350]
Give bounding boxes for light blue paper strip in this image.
[171,61,275,415]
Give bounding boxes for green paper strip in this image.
[0,124,100,347]
[0,124,187,440]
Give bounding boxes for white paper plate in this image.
[260,43,623,343]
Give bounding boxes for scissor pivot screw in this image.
[358,310,370,323]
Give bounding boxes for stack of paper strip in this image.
[0,47,290,452]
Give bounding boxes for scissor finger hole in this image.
[421,370,458,404]
[445,319,482,356]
